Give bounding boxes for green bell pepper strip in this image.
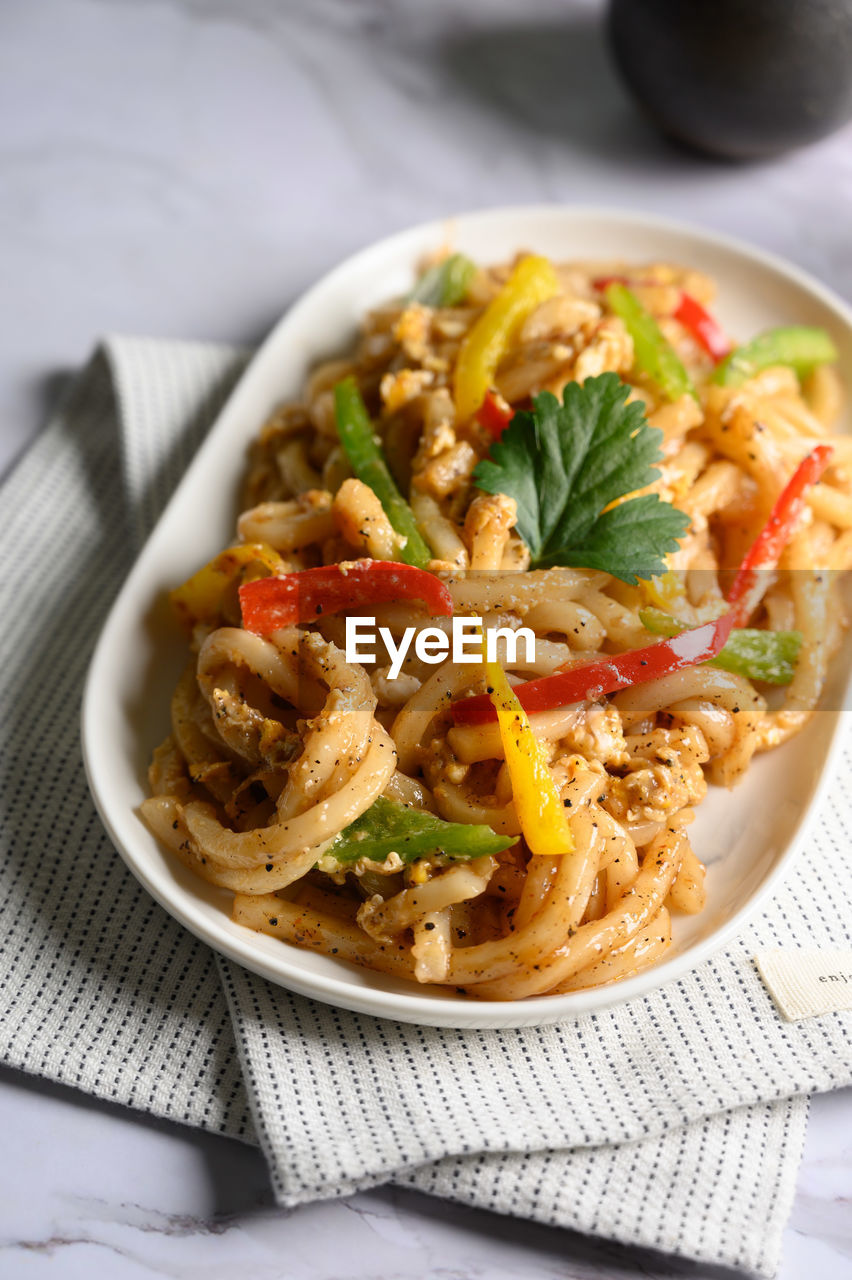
[605,282,698,403]
[322,795,513,867]
[639,607,802,684]
[333,378,433,569]
[408,253,477,308]
[713,326,838,387]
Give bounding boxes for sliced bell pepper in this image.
[673,293,732,361]
[408,252,476,308]
[592,274,631,291]
[321,795,512,868]
[452,612,736,726]
[713,326,838,387]
[476,388,515,440]
[333,377,433,569]
[240,559,453,633]
[604,282,698,403]
[171,542,282,631]
[726,444,833,626]
[454,255,560,423]
[593,277,731,363]
[639,608,802,685]
[483,653,574,857]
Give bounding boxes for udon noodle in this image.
[141,251,849,1000]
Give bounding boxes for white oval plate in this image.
[83,206,852,1029]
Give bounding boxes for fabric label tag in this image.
[755,949,852,1021]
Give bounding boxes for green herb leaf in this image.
[639,607,802,684]
[322,795,513,869]
[472,372,690,584]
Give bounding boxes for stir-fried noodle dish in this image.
[141,249,849,1000]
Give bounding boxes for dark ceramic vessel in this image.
[607,0,852,158]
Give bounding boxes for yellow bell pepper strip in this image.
[170,542,282,632]
[483,650,574,858]
[333,377,433,569]
[407,252,477,308]
[604,281,699,403]
[713,326,838,387]
[454,255,560,423]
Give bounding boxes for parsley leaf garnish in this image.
[472,372,690,584]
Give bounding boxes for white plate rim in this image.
[82,203,852,1030]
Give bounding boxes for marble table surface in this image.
[2,1,851,1276]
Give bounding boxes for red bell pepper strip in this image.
[476,389,515,440]
[673,293,732,361]
[451,612,736,726]
[592,274,630,290]
[593,277,731,362]
[240,560,452,634]
[726,445,833,627]
[451,446,831,725]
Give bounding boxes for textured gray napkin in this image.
[2,337,851,1277]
